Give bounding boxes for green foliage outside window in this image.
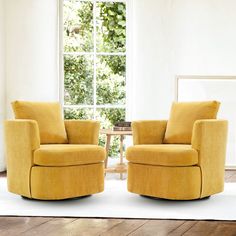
[63,0,126,157]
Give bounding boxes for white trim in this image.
[125,0,133,121]
[59,0,64,106]
[175,75,236,101]
[64,52,126,56]
[225,166,236,170]
[64,104,126,109]
[92,0,97,118]
[64,0,126,2]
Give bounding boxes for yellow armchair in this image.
[126,119,228,200]
[4,119,105,200]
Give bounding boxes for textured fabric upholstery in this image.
[128,163,201,200]
[164,101,220,144]
[126,144,198,166]
[31,164,104,200]
[34,144,105,166]
[64,120,100,144]
[4,117,105,200]
[127,118,228,200]
[192,119,228,198]
[12,101,68,144]
[132,120,167,145]
[4,120,40,198]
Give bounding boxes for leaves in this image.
[64,1,93,52]
[64,55,93,105]
[97,2,126,52]
[97,56,125,105]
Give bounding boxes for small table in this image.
[100,129,133,179]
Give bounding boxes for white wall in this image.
[5,0,59,118]
[131,0,236,120]
[131,0,174,120]
[0,0,6,171]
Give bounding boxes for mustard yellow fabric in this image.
[128,163,201,200]
[132,120,167,145]
[65,120,100,144]
[34,144,106,166]
[31,164,104,200]
[4,120,40,198]
[164,101,220,144]
[126,144,198,166]
[4,118,105,200]
[12,101,68,144]
[128,118,228,200]
[192,119,228,198]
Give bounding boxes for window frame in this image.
[59,0,131,120]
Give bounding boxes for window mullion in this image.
[93,0,97,119]
[63,52,126,56]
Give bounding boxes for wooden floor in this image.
[1,171,236,236]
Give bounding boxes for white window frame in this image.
[59,0,132,120]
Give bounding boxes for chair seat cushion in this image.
[126,144,198,167]
[34,145,106,167]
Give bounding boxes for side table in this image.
[100,129,132,180]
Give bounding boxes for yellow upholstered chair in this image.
[4,101,105,200]
[126,101,228,200]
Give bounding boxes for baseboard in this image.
[225,166,236,170]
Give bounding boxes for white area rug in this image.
[0,178,235,220]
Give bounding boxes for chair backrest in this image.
[11,101,68,144]
[163,101,220,144]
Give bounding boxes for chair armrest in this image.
[191,119,228,197]
[4,119,40,197]
[64,120,100,144]
[132,120,167,145]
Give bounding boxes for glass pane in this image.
[64,55,93,105]
[96,108,125,157]
[96,2,126,53]
[96,56,126,105]
[64,0,93,52]
[64,108,94,120]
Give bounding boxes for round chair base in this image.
[29,163,104,200]
[128,163,202,200]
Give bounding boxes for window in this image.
[62,0,126,156]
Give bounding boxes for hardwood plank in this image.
[100,219,148,236]
[128,220,185,236]
[210,222,236,236]
[0,217,25,230]
[225,170,236,182]
[0,217,14,227]
[20,218,76,236]
[47,218,123,236]
[0,217,50,235]
[168,220,197,235]
[183,221,220,236]
[226,173,236,183]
